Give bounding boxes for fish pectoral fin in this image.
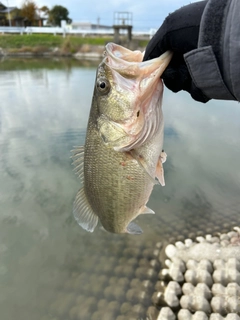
[155,156,165,186]
[73,188,98,232]
[71,146,85,182]
[126,222,143,235]
[161,150,167,163]
[139,205,155,215]
[130,150,159,185]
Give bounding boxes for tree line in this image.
[21,0,71,26]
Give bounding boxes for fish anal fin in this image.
[139,205,155,215]
[73,188,98,232]
[126,222,143,235]
[156,156,165,186]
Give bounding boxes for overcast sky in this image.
[7,0,201,30]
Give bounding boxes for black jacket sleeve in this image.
[185,0,237,101]
[144,0,239,102]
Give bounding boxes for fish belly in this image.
[84,124,155,233]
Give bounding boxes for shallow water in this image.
[0,57,240,320]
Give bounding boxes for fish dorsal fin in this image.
[73,188,98,232]
[139,205,155,215]
[126,221,143,235]
[71,146,85,182]
[130,150,159,185]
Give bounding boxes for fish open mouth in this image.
[105,42,172,81]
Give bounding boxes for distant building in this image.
[71,22,112,31]
[0,2,19,26]
[0,2,46,27]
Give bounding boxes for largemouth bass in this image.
[72,43,172,234]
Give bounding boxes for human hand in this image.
[143,1,210,103]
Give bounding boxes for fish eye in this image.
[96,78,110,94]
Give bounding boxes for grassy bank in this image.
[0,34,148,56]
[0,34,112,48]
[0,57,101,71]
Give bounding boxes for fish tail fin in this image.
[126,221,143,235]
[73,188,98,232]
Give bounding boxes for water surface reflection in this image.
[0,57,239,320]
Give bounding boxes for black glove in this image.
[143,1,210,103]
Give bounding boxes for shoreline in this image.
[0,45,105,59]
[0,51,104,59]
[0,42,146,59]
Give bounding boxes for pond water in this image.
[0,57,240,320]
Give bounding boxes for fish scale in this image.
[84,121,151,229]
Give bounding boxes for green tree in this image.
[48,5,71,26]
[21,0,37,25]
[39,6,49,14]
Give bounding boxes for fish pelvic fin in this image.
[126,222,143,235]
[73,187,98,232]
[140,205,155,215]
[71,146,85,182]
